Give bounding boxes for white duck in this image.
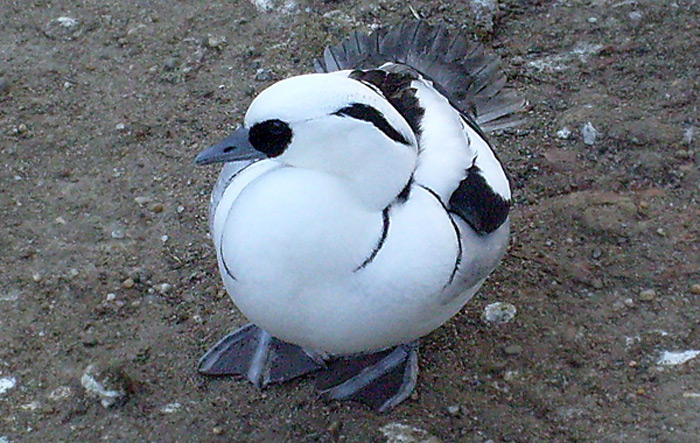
[195,21,524,413]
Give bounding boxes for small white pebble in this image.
[160,402,182,413]
[55,216,67,224]
[556,127,572,139]
[32,272,42,282]
[683,127,694,145]
[0,377,17,395]
[628,11,643,21]
[115,123,126,131]
[157,283,173,294]
[106,293,117,302]
[48,386,72,401]
[581,122,599,145]
[446,405,461,416]
[657,350,700,366]
[111,229,125,239]
[161,235,169,243]
[20,401,40,410]
[69,268,79,278]
[56,16,78,28]
[134,196,152,206]
[482,302,517,324]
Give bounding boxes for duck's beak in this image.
[195,127,264,165]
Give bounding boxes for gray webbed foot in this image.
[198,324,324,387]
[316,341,419,413]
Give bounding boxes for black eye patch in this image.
[248,119,293,157]
[334,103,409,145]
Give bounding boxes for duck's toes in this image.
[317,341,419,413]
[198,323,324,387]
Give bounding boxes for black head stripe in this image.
[334,103,409,145]
[249,119,293,157]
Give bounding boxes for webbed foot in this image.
[316,341,419,413]
[198,323,324,387]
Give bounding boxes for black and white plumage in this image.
[195,21,525,413]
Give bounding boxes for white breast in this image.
[213,162,504,355]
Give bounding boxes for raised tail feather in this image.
[314,21,526,132]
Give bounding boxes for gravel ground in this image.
[1,0,698,441]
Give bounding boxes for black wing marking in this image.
[348,69,425,137]
[448,161,510,235]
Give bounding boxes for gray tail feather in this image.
[314,21,526,132]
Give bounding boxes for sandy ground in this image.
[1,0,699,441]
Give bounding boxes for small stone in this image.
[115,123,127,131]
[32,272,42,282]
[636,387,646,395]
[623,297,635,308]
[48,386,72,401]
[106,293,117,302]
[656,228,666,237]
[504,344,523,356]
[17,123,28,134]
[446,405,461,416]
[212,427,224,435]
[254,68,273,82]
[683,127,694,145]
[122,278,135,289]
[657,350,700,366]
[159,402,181,413]
[0,376,17,394]
[163,57,178,71]
[675,149,690,159]
[157,283,173,294]
[639,201,650,210]
[503,370,519,381]
[55,216,67,224]
[556,127,572,139]
[177,205,185,213]
[581,122,598,145]
[80,362,130,408]
[482,302,517,324]
[639,289,656,302]
[619,412,635,424]
[628,11,643,21]
[134,196,152,206]
[206,36,227,50]
[161,235,169,243]
[111,229,125,239]
[56,16,79,28]
[150,203,164,213]
[69,268,79,278]
[691,284,700,294]
[327,420,343,436]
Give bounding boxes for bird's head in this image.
[196,72,418,209]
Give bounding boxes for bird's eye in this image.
[248,119,293,158]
